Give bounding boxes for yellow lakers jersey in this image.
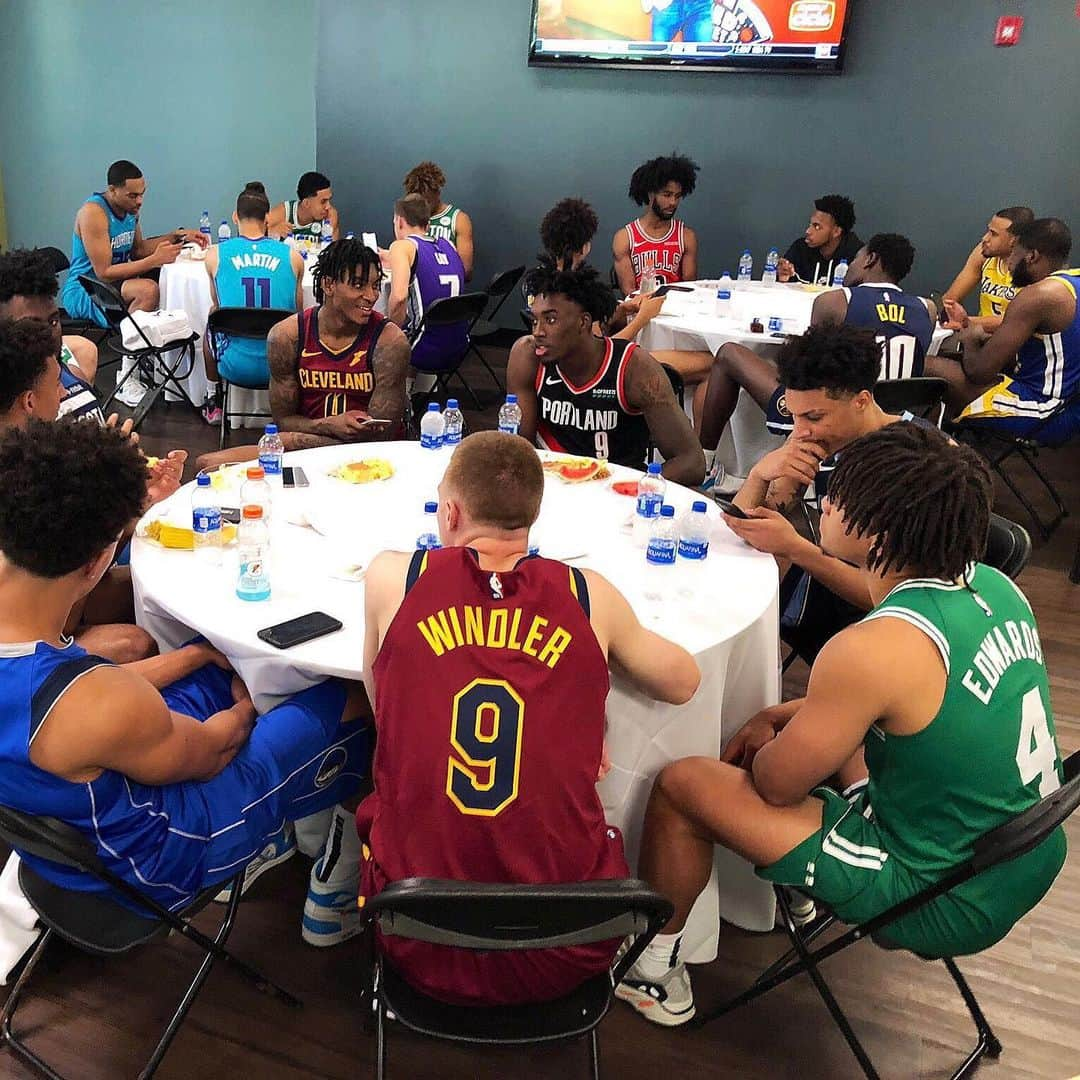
[980,257,1016,318]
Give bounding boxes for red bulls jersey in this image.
[294,305,386,419]
[360,546,628,1005]
[625,218,686,288]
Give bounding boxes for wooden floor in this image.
[2,350,1078,1079]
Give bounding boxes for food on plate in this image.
[611,480,639,497]
[330,458,395,484]
[142,520,238,550]
[144,456,160,468]
[540,456,611,484]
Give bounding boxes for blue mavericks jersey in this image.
[405,235,467,372]
[1013,269,1080,407]
[843,283,933,381]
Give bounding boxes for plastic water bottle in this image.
[832,259,849,287]
[633,462,667,546]
[738,250,753,283]
[199,211,212,245]
[416,501,441,550]
[241,466,272,523]
[646,505,678,566]
[498,394,522,435]
[217,220,231,244]
[191,473,222,565]
[320,220,333,247]
[236,506,271,601]
[420,402,444,449]
[442,398,464,446]
[715,272,734,318]
[678,500,711,561]
[257,423,284,480]
[345,231,355,240]
[763,248,780,285]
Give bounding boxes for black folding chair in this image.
[0,805,300,1080]
[409,291,489,411]
[520,308,534,333]
[363,878,672,1080]
[36,247,109,347]
[206,307,294,449]
[984,512,1033,580]
[466,265,525,393]
[692,750,1080,1080]
[873,376,948,424]
[949,389,1080,541]
[77,274,201,428]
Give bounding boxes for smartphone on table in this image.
[257,611,343,649]
[282,466,309,488]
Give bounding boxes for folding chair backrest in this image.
[77,274,128,329]
[207,307,294,340]
[421,292,489,330]
[520,308,534,332]
[367,877,671,952]
[0,804,104,874]
[873,377,948,422]
[40,246,71,274]
[486,266,525,300]
[983,512,1033,580]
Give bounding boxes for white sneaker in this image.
[777,887,817,928]
[301,874,363,947]
[615,960,696,1027]
[115,375,149,408]
[214,826,297,903]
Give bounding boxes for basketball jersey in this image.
[860,565,1065,884]
[979,257,1017,319]
[405,235,468,372]
[58,364,104,424]
[1010,269,1080,408]
[624,219,686,288]
[427,203,460,247]
[285,199,323,242]
[534,338,650,468]
[294,306,386,419]
[364,546,628,1004]
[62,193,137,315]
[842,283,933,380]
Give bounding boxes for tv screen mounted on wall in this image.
[529,0,852,74]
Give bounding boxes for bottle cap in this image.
[722,270,732,277]
[647,462,662,475]
[660,505,675,518]
[264,423,278,435]
[246,466,265,481]
[692,500,708,513]
[743,249,751,254]
[446,399,459,409]
[426,402,440,412]
[424,501,438,513]
[506,394,518,404]
[196,473,211,487]
[242,505,263,520]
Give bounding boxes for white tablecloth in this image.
[132,443,782,957]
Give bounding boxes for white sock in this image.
[118,355,139,380]
[294,808,333,858]
[205,379,219,399]
[634,931,684,980]
[703,448,716,470]
[312,804,362,890]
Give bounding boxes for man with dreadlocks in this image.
[507,262,704,482]
[613,153,699,294]
[617,424,1066,1027]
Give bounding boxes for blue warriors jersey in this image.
[842,283,933,381]
[406,235,467,372]
[61,193,138,327]
[1013,270,1080,408]
[212,236,297,384]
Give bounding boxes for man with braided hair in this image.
[507,261,704,482]
[618,423,1066,1026]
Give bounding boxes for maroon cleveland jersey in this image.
[358,546,628,1006]
[295,305,386,419]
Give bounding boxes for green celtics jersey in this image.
[285,200,323,242]
[427,203,460,246]
[862,564,1065,880]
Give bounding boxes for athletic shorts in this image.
[779,565,863,665]
[758,786,1067,958]
[956,376,1080,444]
[59,276,108,328]
[764,385,794,436]
[215,337,271,389]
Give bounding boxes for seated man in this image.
[618,424,1065,1025]
[0,419,371,924]
[942,205,1034,333]
[507,262,705,484]
[200,182,304,424]
[60,160,206,407]
[942,218,1079,439]
[387,194,468,376]
[358,432,700,1004]
[649,0,713,42]
[268,171,339,244]
[403,161,474,279]
[777,194,862,286]
[613,153,699,294]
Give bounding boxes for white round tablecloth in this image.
[132,442,782,956]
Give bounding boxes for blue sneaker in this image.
[214,825,297,903]
[301,878,363,947]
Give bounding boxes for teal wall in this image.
[0,0,318,251]
[316,0,1079,306]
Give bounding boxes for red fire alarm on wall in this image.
[995,15,1024,46]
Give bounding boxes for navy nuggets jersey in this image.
[843,283,933,381]
[535,338,650,468]
[360,547,628,1005]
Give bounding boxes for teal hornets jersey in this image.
[61,193,138,327]
[1013,269,1080,408]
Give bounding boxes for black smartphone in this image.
[654,284,694,297]
[282,466,309,488]
[257,611,343,649]
[220,506,242,524]
[715,497,750,520]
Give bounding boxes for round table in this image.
[132,442,782,957]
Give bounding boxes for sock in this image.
[311,803,362,891]
[205,379,219,401]
[634,931,683,980]
[703,448,716,471]
[294,807,334,859]
[118,354,139,381]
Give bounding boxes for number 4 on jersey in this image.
[1016,687,1060,797]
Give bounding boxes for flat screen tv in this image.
[529,0,852,74]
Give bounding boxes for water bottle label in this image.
[678,538,709,560]
[192,507,221,534]
[416,534,442,551]
[646,538,676,565]
[717,289,732,300]
[258,453,282,476]
[420,432,443,450]
[498,422,519,435]
[444,430,463,445]
[636,492,662,518]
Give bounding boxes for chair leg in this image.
[219,382,229,451]
[588,1028,601,1080]
[942,958,1002,1079]
[0,929,68,1080]
[450,367,484,411]
[470,343,504,393]
[376,995,388,1080]
[1071,533,1080,585]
